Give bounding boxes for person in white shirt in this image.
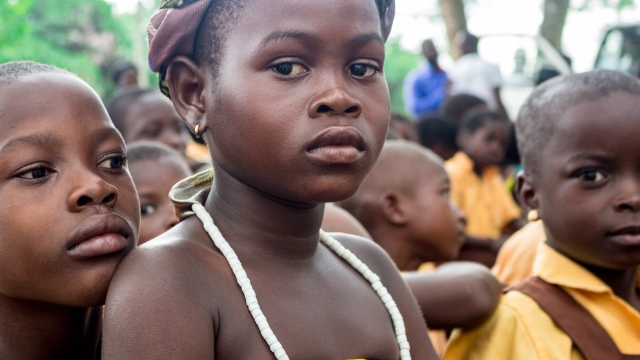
[448,32,507,118]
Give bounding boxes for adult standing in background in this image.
[403,40,449,119]
[448,32,507,118]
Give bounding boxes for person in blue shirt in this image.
[403,39,449,119]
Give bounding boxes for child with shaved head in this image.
[444,69,640,360]
[342,140,466,267]
[341,140,502,356]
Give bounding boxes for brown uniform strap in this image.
[508,276,640,360]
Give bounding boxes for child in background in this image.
[415,114,458,161]
[105,88,208,171]
[446,110,524,267]
[127,141,192,245]
[388,112,420,142]
[341,140,502,357]
[341,141,466,270]
[103,0,437,358]
[445,70,640,360]
[440,93,488,126]
[0,61,139,359]
[105,88,187,153]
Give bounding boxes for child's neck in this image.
[0,295,101,360]
[369,227,424,271]
[204,167,325,262]
[583,264,640,312]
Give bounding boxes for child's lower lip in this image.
[608,233,640,246]
[307,145,363,164]
[67,233,128,259]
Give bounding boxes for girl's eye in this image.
[578,169,605,182]
[272,62,308,76]
[349,63,377,78]
[98,155,126,169]
[141,204,156,216]
[19,166,51,180]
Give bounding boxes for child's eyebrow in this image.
[88,126,122,145]
[567,153,613,164]
[259,31,320,49]
[258,31,384,50]
[0,127,121,159]
[0,133,63,156]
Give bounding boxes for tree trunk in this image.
[438,0,467,60]
[539,0,570,52]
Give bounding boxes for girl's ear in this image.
[166,56,210,138]
[516,171,540,218]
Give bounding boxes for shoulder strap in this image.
[508,276,640,360]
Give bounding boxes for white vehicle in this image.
[594,24,640,76]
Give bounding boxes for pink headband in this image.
[148,0,395,97]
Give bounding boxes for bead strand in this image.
[319,231,412,360]
[192,203,290,360]
[192,203,411,360]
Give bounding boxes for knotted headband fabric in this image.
[147,0,396,97]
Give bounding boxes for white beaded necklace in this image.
[191,203,411,360]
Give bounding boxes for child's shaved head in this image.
[0,61,72,86]
[341,140,465,263]
[341,140,442,226]
[517,69,640,176]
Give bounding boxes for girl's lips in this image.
[306,126,366,164]
[307,145,364,164]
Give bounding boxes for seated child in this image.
[103,0,438,359]
[415,114,458,161]
[446,110,525,267]
[0,61,139,359]
[105,88,208,171]
[444,69,640,360]
[340,140,502,356]
[127,141,192,245]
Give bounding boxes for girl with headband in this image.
[103,0,437,359]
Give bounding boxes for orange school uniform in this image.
[492,220,545,285]
[444,243,640,360]
[444,152,521,239]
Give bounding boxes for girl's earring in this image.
[527,209,539,222]
[194,123,201,139]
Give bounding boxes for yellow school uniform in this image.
[491,220,545,285]
[444,242,640,360]
[444,152,521,239]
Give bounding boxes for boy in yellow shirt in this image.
[444,70,640,360]
[445,110,524,267]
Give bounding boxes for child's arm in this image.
[333,233,440,360]
[403,262,503,330]
[102,242,217,359]
[455,235,505,268]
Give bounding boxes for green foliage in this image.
[0,0,132,97]
[384,39,422,116]
[573,0,636,11]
